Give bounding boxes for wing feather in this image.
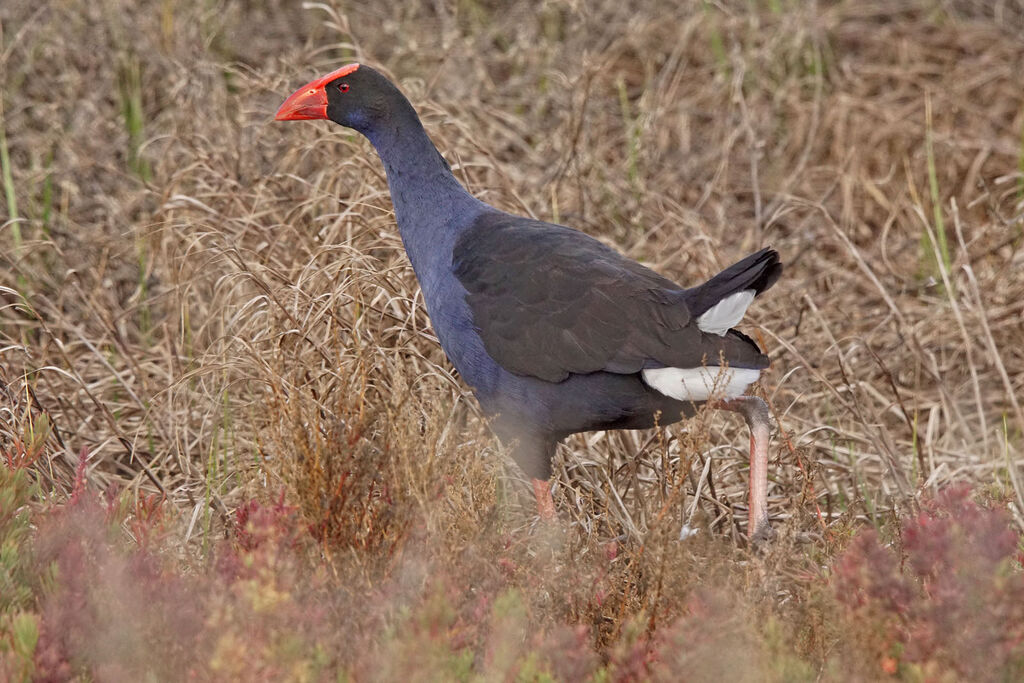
[453,212,769,382]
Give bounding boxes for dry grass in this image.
[1,0,1024,679]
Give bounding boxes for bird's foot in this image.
[749,519,777,547]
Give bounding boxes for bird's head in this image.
[275,63,396,133]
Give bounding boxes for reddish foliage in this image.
[21,474,348,681]
[31,479,205,681]
[12,469,1024,681]
[834,485,1024,680]
[231,490,301,553]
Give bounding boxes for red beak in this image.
[275,84,328,121]
[275,63,360,121]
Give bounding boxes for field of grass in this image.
[2,0,1024,679]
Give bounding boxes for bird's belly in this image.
[419,281,699,439]
[493,370,697,439]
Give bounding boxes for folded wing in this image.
[452,212,780,384]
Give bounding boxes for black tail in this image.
[686,247,782,317]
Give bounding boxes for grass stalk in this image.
[117,53,150,182]
[1005,416,1024,519]
[923,94,952,289]
[704,2,728,75]
[1018,112,1024,199]
[39,149,53,238]
[0,101,20,250]
[616,76,641,192]
[137,242,151,338]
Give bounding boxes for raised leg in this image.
[713,396,773,542]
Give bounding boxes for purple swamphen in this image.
[276,64,781,540]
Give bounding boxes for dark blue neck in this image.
[365,113,484,284]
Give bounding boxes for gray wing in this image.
[452,212,771,383]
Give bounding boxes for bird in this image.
[276,63,781,541]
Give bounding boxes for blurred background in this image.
[2,1,1024,679]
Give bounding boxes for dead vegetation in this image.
[1,0,1024,679]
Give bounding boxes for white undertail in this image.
[697,289,756,336]
[641,366,761,402]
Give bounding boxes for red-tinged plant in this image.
[31,469,206,681]
[268,385,417,569]
[531,622,598,681]
[616,588,772,683]
[834,485,1024,680]
[24,479,347,681]
[126,492,169,550]
[231,490,303,553]
[2,413,52,472]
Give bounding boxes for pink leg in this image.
[532,478,556,521]
[714,397,773,542]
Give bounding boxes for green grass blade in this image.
[0,104,20,250]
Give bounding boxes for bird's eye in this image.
[338,83,350,93]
